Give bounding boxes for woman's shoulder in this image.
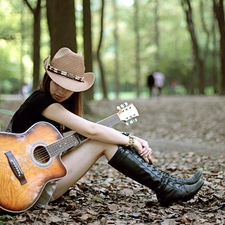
[28,90,47,98]
[27,90,54,103]
[20,90,57,111]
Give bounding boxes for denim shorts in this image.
[34,181,58,209]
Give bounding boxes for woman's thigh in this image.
[52,139,118,200]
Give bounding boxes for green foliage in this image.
[0,108,14,130]
[0,214,14,224]
[0,109,14,116]
[92,196,104,202]
[0,48,19,80]
[0,1,33,94]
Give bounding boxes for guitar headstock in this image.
[117,102,139,125]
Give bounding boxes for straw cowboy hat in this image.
[44,47,95,92]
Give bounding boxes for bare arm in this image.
[42,103,153,163]
[42,103,130,145]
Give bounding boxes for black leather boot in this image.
[157,169,202,185]
[108,146,204,206]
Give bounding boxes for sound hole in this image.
[33,146,50,164]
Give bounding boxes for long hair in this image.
[39,73,83,117]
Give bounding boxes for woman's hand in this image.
[132,136,153,164]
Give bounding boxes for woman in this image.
[7,47,203,209]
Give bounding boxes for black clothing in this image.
[9,90,57,133]
[147,74,155,87]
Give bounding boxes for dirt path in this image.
[148,138,224,158]
[87,96,225,159]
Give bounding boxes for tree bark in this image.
[134,0,141,97]
[213,0,225,95]
[212,9,219,93]
[181,0,205,94]
[96,0,108,100]
[83,0,95,100]
[46,0,77,56]
[154,0,160,64]
[113,0,120,99]
[24,0,41,90]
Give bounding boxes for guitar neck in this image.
[47,113,121,157]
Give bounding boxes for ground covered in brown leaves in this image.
[0,95,225,224]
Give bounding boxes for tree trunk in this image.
[154,0,160,64]
[83,0,94,100]
[181,0,205,94]
[212,17,218,93]
[46,0,77,56]
[24,0,41,90]
[96,0,108,100]
[20,1,25,87]
[112,0,120,99]
[134,0,141,98]
[213,0,225,95]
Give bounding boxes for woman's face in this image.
[50,80,74,102]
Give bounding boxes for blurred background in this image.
[0,0,225,100]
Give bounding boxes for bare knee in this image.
[103,144,118,161]
[85,140,118,160]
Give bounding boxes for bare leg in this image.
[52,140,117,200]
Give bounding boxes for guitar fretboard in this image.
[47,113,120,157]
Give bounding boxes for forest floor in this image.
[0,95,225,224]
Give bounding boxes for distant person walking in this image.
[147,73,155,97]
[153,71,165,96]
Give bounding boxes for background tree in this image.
[213,0,225,95]
[199,0,214,91]
[153,0,160,65]
[96,0,108,100]
[211,9,219,93]
[83,0,94,101]
[181,0,205,94]
[46,0,77,56]
[133,0,141,98]
[112,0,120,99]
[23,0,42,90]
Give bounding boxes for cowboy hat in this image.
[44,47,95,92]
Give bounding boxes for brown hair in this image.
[39,73,83,117]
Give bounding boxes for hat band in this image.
[47,65,84,82]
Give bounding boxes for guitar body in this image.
[0,122,67,213]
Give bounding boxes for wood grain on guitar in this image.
[0,102,139,213]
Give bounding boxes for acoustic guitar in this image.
[0,102,139,213]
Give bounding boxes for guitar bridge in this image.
[5,151,27,185]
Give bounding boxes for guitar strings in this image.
[17,136,77,166]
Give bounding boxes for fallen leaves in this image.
[2,151,224,224]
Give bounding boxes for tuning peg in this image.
[125,118,138,125]
[120,103,125,108]
[116,105,120,110]
[120,102,128,109]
